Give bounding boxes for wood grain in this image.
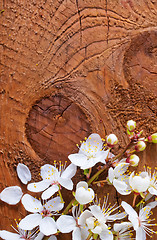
[0,0,157,239]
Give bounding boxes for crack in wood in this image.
[76,0,82,45]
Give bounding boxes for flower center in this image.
[41,208,51,217]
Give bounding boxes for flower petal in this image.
[99,229,113,240]
[48,236,57,240]
[75,186,94,205]
[58,177,73,190]
[121,201,139,230]
[21,194,42,213]
[17,163,31,184]
[34,232,44,240]
[44,196,64,212]
[89,205,105,221]
[61,164,77,179]
[68,153,87,167]
[78,210,93,225]
[136,227,146,240]
[108,167,114,183]
[72,227,81,240]
[40,217,57,236]
[0,186,23,205]
[19,214,42,230]
[0,230,21,240]
[57,215,76,233]
[27,181,50,193]
[40,164,59,181]
[41,185,59,200]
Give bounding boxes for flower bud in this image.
[75,181,95,205]
[106,134,118,147]
[127,120,136,132]
[126,154,140,167]
[135,141,146,152]
[147,133,157,143]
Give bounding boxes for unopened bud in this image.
[135,141,146,152]
[126,154,140,167]
[147,133,157,143]
[106,134,118,147]
[127,120,136,132]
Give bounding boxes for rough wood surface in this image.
[0,0,157,239]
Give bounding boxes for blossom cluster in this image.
[0,120,157,240]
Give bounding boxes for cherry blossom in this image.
[27,163,76,200]
[122,201,157,240]
[57,206,92,240]
[19,194,64,236]
[68,133,109,169]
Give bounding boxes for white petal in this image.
[76,181,88,190]
[40,217,57,236]
[113,179,128,190]
[0,186,23,205]
[95,150,109,163]
[41,185,59,200]
[19,214,42,230]
[68,153,87,167]
[80,158,98,170]
[0,230,21,240]
[121,201,139,230]
[89,205,105,221]
[61,164,77,178]
[34,232,44,240]
[148,187,157,196]
[107,212,126,221]
[75,187,94,205]
[136,227,146,240]
[48,236,57,240]
[17,163,31,184]
[100,229,113,240]
[44,196,64,212]
[58,177,73,190]
[108,167,114,183]
[57,215,76,233]
[78,210,93,225]
[72,227,81,240]
[85,133,103,151]
[40,164,59,181]
[21,194,42,213]
[27,181,50,193]
[113,222,132,232]
[114,163,129,178]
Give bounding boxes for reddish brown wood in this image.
[0,0,157,239]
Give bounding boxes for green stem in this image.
[62,199,76,215]
[86,232,93,240]
[58,188,64,203]
[87,165,107,185]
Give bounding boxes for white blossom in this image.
[0,220,44,240]
[17,163,31,185]
[68,133,109,169]
[27,163,76,200]
[75,181,95,205]
[129,171,150,196]
[19,194,64,236]
[57,206,91,240]
[122,201,157,240]
[0,186,23,205]
[113,222,133,240]
[108,163,131,195]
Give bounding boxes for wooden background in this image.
[0,0,157,239]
